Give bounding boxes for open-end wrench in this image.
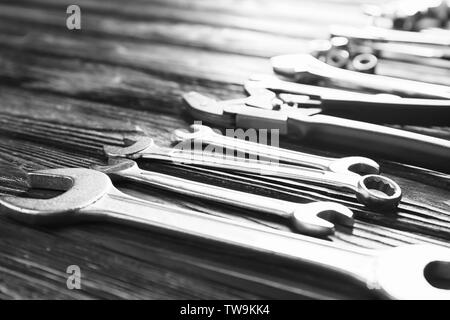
[171,124,380,177]
[271,53,450,99]
[104,139,402,210]
[0,168,448,299]
[92,159,353,236]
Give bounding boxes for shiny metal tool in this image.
[93,158,353,236]
[172,123,380,176]
[245,74,450,114]
[104,138,402,210]
[0,168,449,300]
[181,90,450,174]
[271,53,450,99]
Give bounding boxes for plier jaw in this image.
[182,89,322,135]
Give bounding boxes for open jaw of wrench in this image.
[270,53,450,99]
[0,168,448,299]
[171,123,380,177]
[92,158,354,237]
[104,138,402,210]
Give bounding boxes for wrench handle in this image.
[119,166,294,219]
[289,114,450,173]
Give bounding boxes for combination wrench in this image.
[93,159,354,236]
[0,168,448,299]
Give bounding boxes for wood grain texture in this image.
[0,0,449,299]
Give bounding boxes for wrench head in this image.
[104,137,155,158]
[171,123,217,144]
[291,202,354,237]
[375,244,450,300]
[0,168,111,225]
[92,158,139,176]
[271,54,325,81]
[328,156,380,176]
[356,174,402,210]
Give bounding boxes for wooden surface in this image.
[0,0,449,299]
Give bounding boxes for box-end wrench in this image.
[0,168,448,299]
[271,53,450,99]
[171,123,380,177]
[104,138,402,210]
[92,159,353,236]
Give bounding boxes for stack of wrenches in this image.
[104,133,402,211]
[93,158,354,237]
[0,168,449,299]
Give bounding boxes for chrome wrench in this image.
[171,123,380,177]
[0,168,448,299]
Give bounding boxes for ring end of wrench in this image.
[356,175,402,211]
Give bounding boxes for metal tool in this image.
[0,168,449,299]
[181,90,450,174]
[93,158,353,236]
[104,138,402,210]
[245,74,450,115]
[271,53,450,99]
[172,123,380,177]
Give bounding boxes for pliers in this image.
[182,88,450,173]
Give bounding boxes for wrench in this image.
[171,124,380,177]
[104,138,402,210]
[0,168,448,299]
[271,53,450,99]
[93,159,354,236]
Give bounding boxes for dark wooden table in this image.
[0,0,449,299]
